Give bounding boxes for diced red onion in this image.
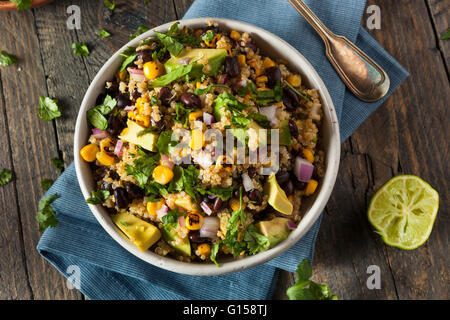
[127,67,146,82]
[177,57,192,65]
[217,74,228,85]
[242,173,254,192]
[199,217,219,239]
[92,128,109,139]
[203,112,214,125]
[287,220,297,230]
[259,105,278,126]
[123,105,136,112]
[294,157,314,182]
[178,215,185,228]
[114,139,123,157]
[200,201,212,216]
[160,154,174,170]
[156,205,168,222]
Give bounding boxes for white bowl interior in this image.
[74,18,340,276]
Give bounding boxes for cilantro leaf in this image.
[155,31,184,57]
[441,29,450,40]
[174,103,191,128]
[41,179,53,191]
[86,189,110,205]
[250,113,271,129]
[181,165,199,201]
[9,0,32,10]
[119,46,137,72]
[97,29,111,38]
[72,42,89,56]
[156,130,177,155]
[86,94,117,130]
[149,63,193,87]
[37,194,59,232]
[283,80,312,102]
[124,153,160,187]
[0,169,13,186]
[103,0,115,11]
[201,30,215,42]
[193,84,230,95]
[130,25,150,40]
[0,50,17,66]
[196,186,235,201]
[210,240,221,267]
[243,224,270,255]
[161,209,184,227]
[38,96,61,121]
[286,259,338,300]
[51,157,64,171]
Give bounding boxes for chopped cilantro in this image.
[103,0,115,11]
[124,153,160,187]
[210,240,221,267]
[51,157,64,171]
[120,221,129,227]
[38,96,61,121]
[0,51,17,66]
[41,179,53,191]
[86,189,110,205]
[441,29,450,40]
[196,186,235,201]
[155,31,184,56]
[250,113,271,129]
[193,84,230,95]
[37,194,59,232]
[0,169,13,186]
[97,29,111,38]
[201,30,215,42]
[86,94,117,130]
[72,42,89,56]
[9,0,32,10]
[174,103,191,128]
[149,63,194,88]
[161,209,184,227]
[156,130,177,155]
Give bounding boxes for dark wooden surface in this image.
[0,0,448,300]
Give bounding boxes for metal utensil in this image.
[288,0,390,102]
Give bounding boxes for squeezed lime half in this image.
[368,175,439,250]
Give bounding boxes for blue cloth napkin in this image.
[37,0,408,299]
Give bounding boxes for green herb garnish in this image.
[201,30,215,43]
[37,194,59,232]
[210,240,221,267]
[72,42,90,56]
[441,29,450,40]
[86,94,117,130]
[103,0,115,11]
[38,96,61,121]
[174,103,191,128]
[0,169,13,186]
[0,51,17,66]
[154,31,184,57]
[149,63,194,88]
[283,80,312,102]
[130,25,150,40]
[41,179,53,191]
[124,153,160,187]
[97,29,111,38]
[156,130,177,155]
[196,186,235,201]
[250,113,271,129]
[51,157,64,171]
[86,189,110,205]
[287,259,338,300]
[120,221,129,226]
[193,84,230,95]
[9,0,32,10]
[137,126,158,137]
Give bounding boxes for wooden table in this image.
[0,0,448,300]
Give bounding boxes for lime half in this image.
[368,175,439,250]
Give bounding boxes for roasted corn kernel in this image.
[190,129,205,150]
[96,151,116,166]
[152,165,174,185]
[188,110,203,122]
[197,243,211,256]
[230,30,241,41]
[256,75,268,87]
[143,61,165,80]
[305,179,318,196]
[287,74,302,87]
[302,149,315,163]
[80,144,100,162]
[229,198,246,211]
[215,155,234,171]
[237,54,246,67]
[263,57,276,69]
[146,199,166,217]
[185,213,204,230]
[136,96,149,114]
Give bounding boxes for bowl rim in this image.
[74,17,340,276]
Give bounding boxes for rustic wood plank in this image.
[0,10,81,300]
[427,0,450,73]
[173,0,194,18]
[0,72,33,300]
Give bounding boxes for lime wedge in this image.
[368,175,439,250]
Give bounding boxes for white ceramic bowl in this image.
[74,18,340,276]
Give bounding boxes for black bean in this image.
[282,87,300,111]
[158,87,171,106]
[224,56,240,77]
[276,171,290,186]
[107,115,125,136]
[282,94,295,111]
[189,231,210,243]
[266,67,281,88]
[245,42,257,52]
[233,188,240,199]
[95,93,106,106]
[293,180,307,190]
[131,89,141,103]
[288,119,299,139]
[125,183,144,200]
[248,189,262,204]
[212,197,223,212]
[114,187,129,209]
[247,167,257,179]
[115,93,131,109]
[180,92,202,109]
[202,195,212,204]
[106,81,119,96]
[136,49,153,63]
[109,170,120,180]
[283,180,294,197]
[101,181,114,193]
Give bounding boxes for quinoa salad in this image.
[79,20,325,266]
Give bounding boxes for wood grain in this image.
[428,0,450,73]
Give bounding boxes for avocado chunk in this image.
[165,48,227,79]
[161,224,191,256]
[119,119,158,152]
[256,217,291,248]
[111,211,161,252]
[278,120,292,146]
[264,173,293,215]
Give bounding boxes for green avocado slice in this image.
[161,223,191,256]
[256,217,291,248]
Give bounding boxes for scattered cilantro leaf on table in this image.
[103,0,115,11]
[72,42,90,56]
[441,29,450,40]
[97,29,111,38]
[37,194,59,232]
[38,96,61,121]
[51,157,64,171]
[0,169,13,186]
[41,179,53,191]
[0,50,17,66]
[9,0,32,10]
[286,259,338,300]
[130,25,150,40]
[86,189,110,205]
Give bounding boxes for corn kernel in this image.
[80,144,99,162]
[196,81,208,89]
[287,74,302,87]
[96,151,116,166]
[205,34,219,47]
[135,114,150,127]
[188,110,203,122]
[229,198,246,211]
[305,179,318,196]
[153,165,174,185]
[185,213,204,230]
[100,138,113,153]
[198,243,211,256]
[256,75,268,87]
[237,54,246,67]
[120,128,129,136]
[136,96,149,114]
[146,199,166,217]
[302,149,315,163]
[263,57,276,69]
[215,155,234,171]
[230,30,241,41]
[190,129,205,151]
[143,61,165,80]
